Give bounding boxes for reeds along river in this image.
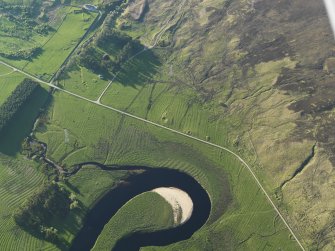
[69,166,211,251]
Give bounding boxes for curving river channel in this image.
[69,165,211,251]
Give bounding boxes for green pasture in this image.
[0,7,97,80]
[0,67,25,106]
[59,65,109,100]
[0,16,46,60]
[33,91,301,250]
[0,156,53,251]
[92,192,174,250]
[24,9,97,80]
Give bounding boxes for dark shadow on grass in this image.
[0,87,52,156]
[64,179,82,195]
[57,62,81,81]
[116,49,161,87]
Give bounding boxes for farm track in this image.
[96,0,187,103]
[0,1,306,248]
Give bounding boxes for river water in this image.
[69,166,211,251]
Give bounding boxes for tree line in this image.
[14,183,71,243]
[0,78,39,133]
[78,28,143,76]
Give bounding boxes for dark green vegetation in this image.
[14,184,71,244]
[0,77,49,155]
[0,0,334,250]
[0,79,39,132]
[78,29,143,76]
[0,0,98,80]
[0,1,54,60]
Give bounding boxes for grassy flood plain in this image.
[92,192,174,250]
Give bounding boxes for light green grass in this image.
[59,66,109,100]
[0,156,56,251]
[92,192,174,250]
[49,165,129,247]
[23,9,97,80]
[0,69,25,106]
[34,91,301,250]
[0,7,97,80]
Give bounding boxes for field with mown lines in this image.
[101,79,234,148]
[0,156,56,251]
[124,84,155,117]
[33,91,301,250]
[101,81,143,109]
[92,192,174,250]
[35,92,123,166]
[0,64,12,75]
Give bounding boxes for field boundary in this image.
[0,59,306,251]
[97,0,188,103]
[50,9,103,82]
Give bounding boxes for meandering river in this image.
[69,165,211,251]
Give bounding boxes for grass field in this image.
[92,192,174,250]
[0,6,97,80]
[0,66,25,106]
[23,9,98,80]
[0,156,55,251]
[0,16,45,61]
[33,91,301,250]
[59,65,109,100]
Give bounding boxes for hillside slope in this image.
[119,0,335,249]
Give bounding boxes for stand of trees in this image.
[13,184,71,243]
[78,28,143,75]
[0,78,39,132]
